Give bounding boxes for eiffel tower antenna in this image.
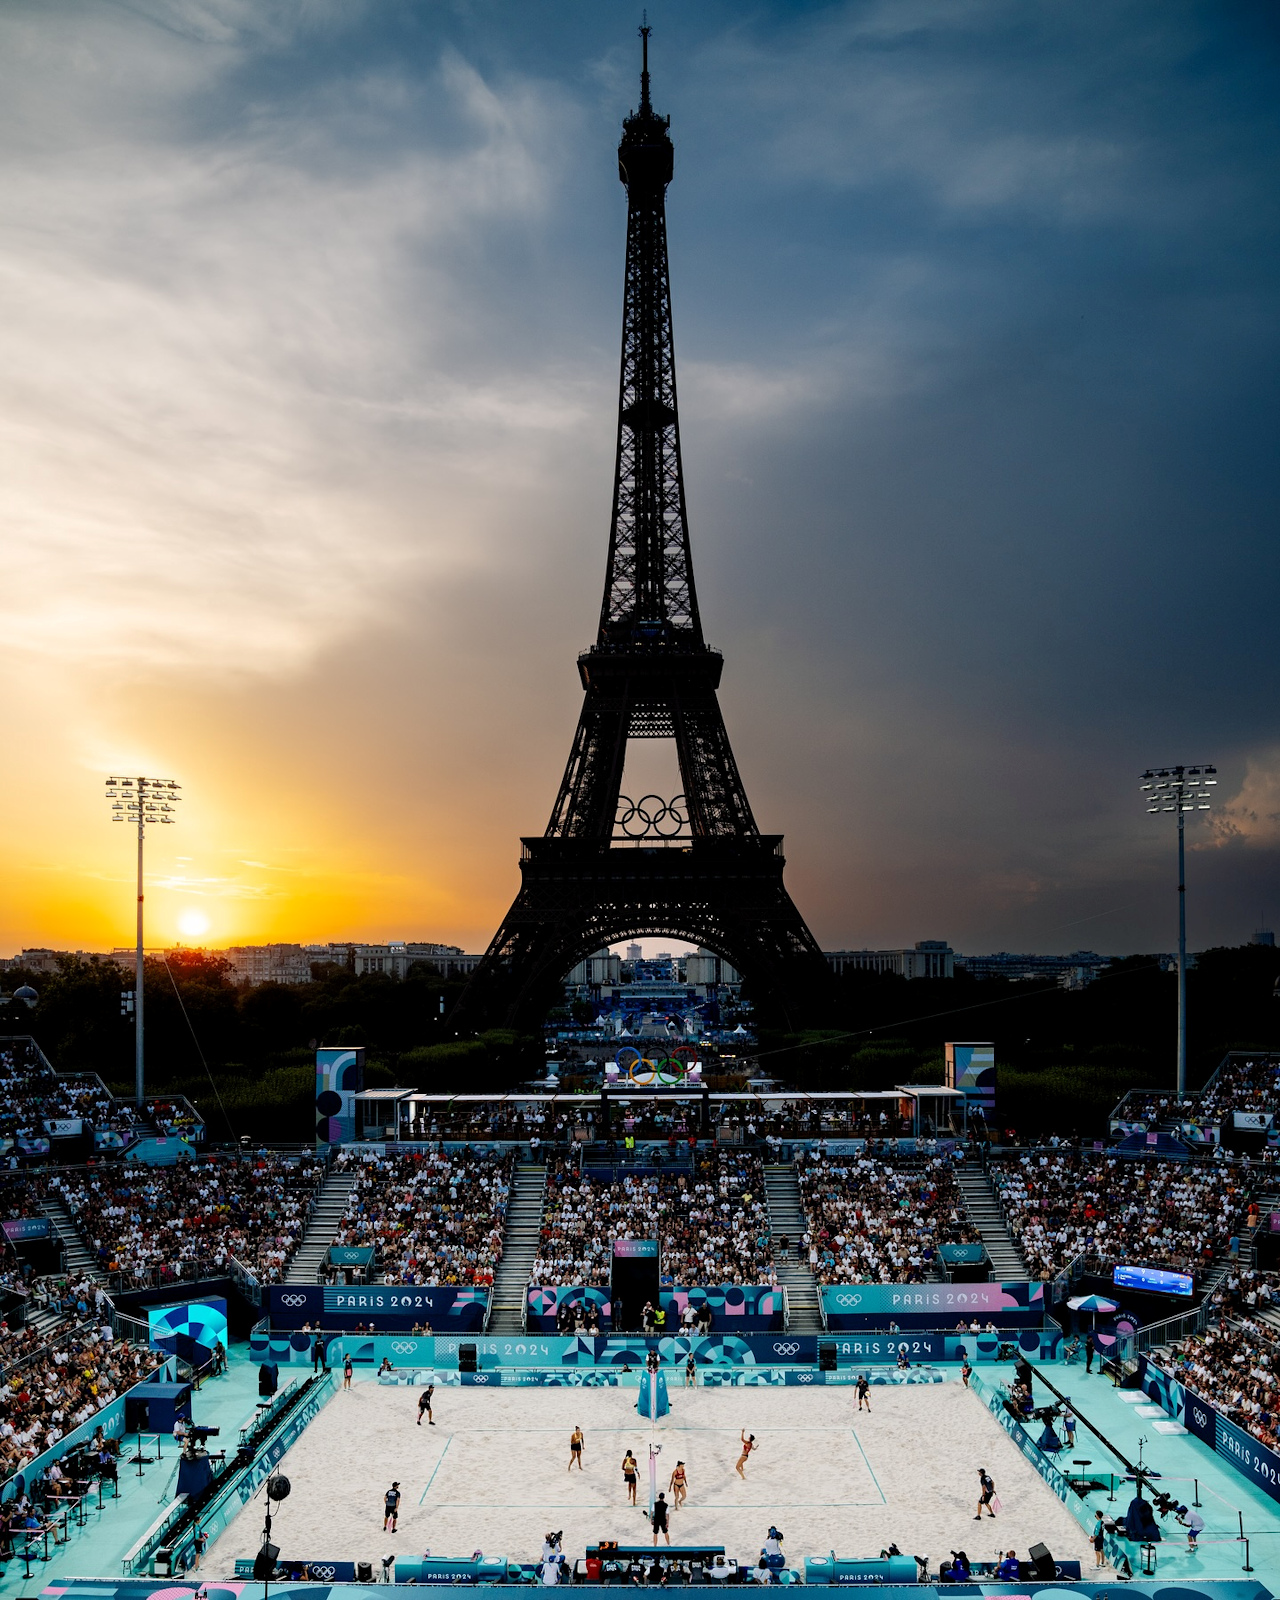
[456,31,828,1032]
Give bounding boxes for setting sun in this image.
[177,909,211,940]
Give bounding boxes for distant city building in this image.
[310,942,478,982]
[566,950,623,986]
[825,941,954,980]
[221,944,315,985]
[683,949,741,986]
[1254,923,1275,948]
[565,946,740,998]
[954,949,1111,986]
[2,948,107,975]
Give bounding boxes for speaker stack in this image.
[458,1343,478,1373]
[1028,1543,1056,1580]
[818,1342,837,1372]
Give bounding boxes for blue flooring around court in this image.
[1,1348,265,1597]
[1021,1361,1280,1590]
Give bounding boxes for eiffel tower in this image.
[458,28,828,1031]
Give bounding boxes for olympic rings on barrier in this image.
[615,1045,699,1083]
[615,793,689,839]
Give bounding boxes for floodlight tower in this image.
[1140,764,1217,1095]
[104,776,182,1107]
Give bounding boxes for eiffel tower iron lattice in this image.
[456,28,829,1031]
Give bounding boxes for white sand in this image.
[208,1379,1093,1574]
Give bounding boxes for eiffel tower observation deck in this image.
[457,28,829,1033]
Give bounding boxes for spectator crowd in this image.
[1198,1056,1280,1125]
[0,1320,161,1484]
[1165,1300,1280,1454]
[992,1150,1247,1281]
[332,1147,512,1286]
[531,1152,773,1287]
[53,1153,326,1285]
[795,1148,975,1284]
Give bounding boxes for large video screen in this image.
[1113,1264,1193,1297]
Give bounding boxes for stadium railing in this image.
[1119,1299,1213,1362]
[226,1254,262,1306]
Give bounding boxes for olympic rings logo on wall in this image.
[616,1046,700,1085]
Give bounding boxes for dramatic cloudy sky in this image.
[2,0,1278,958]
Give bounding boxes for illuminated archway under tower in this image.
[455,29,827,1034]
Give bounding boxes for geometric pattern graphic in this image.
[315,1046,364,1147]
[525,1284,783,1332]
[147,1296,228,1364]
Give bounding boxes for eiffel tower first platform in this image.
[456,29,829,1032]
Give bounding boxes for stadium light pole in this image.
[104,776,182,1108]
[1140,764,1216,1096]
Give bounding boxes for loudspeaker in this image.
[1028,1543,1055,1580]
[458,1343,477,1373]
[818,1342,837,1372]
[357,1562,373,1582]
[253,1544,279,1580]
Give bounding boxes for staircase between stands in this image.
[488,1164,547,1333]
[40,1192,104,1284]
[954,1162,1029,1278]
[30,1193,104,1338]
[284,1167,359,1285]
[763,1164,824,1332]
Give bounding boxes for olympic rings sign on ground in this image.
[615,1045,701,1085]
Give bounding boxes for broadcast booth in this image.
[351,1088,416,1141]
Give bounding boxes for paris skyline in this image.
[1,1,1277,959]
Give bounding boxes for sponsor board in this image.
[822,1281,1044,1329]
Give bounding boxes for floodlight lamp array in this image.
[104,776,183,826]
[1139,764,1217,815]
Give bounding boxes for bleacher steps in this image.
[283,1168,359,1285]
[488,1164,547,1333]
[763,1164,825,1333]
[954,1163,1029,1278]
[40,1194,106,1282]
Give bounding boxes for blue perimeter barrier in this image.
[39,1577,1277,1599]
[251,1328,1062,1369]
[149,1372,336,1577]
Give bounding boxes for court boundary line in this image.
[419,1435,453,1504]
[848,1427,886,1505]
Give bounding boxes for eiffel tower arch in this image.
[456,29,829,1033]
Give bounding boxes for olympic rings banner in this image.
[606,1046,702,1087]
[525,1284,784,1333]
